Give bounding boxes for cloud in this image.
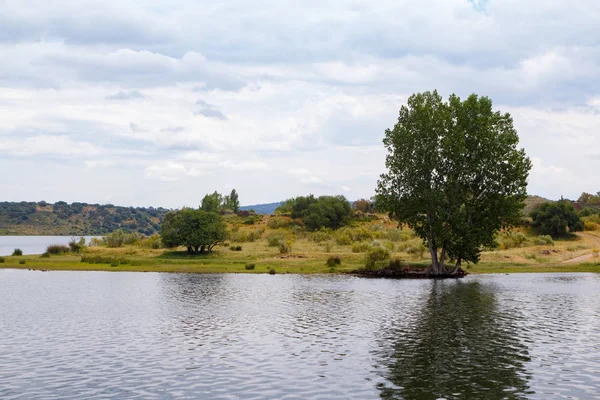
[194,99,228,120]
[106,90,145,100]
[1,0,600,206]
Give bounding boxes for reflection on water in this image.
[376,281,533,399]
[1,271,600,399]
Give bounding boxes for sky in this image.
[1,0,599,208]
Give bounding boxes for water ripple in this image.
[1,271,600,398]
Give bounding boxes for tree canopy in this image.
[201,189,241,213]
[531,201,583,238]
[161,208,226,254]
[377,91,531,275]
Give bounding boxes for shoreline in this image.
[1,254,599,275]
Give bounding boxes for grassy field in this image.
[1,215,600,275]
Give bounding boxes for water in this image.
[1,271,599,399]
[0,236,99,256]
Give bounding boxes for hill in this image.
[240,202,282,215]
[0,201,169,236]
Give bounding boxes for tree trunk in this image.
[449,259,462,275]
[187,246,194,254]
[200,245,206,253]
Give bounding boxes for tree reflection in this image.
[377,281,533,399]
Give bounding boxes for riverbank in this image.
[1,248,599,275]
[2,220,599,275]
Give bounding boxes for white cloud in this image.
[1,0,599,206]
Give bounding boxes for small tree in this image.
[201,191,223,213]
[531,201,584,238]
[377,91,531,275]
[161,208,226,253]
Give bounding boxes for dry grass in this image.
[2,217,600,274]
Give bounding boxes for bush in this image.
[406,242,426,258]
[138,234,162,249]
[267,233,285,247]
[531,201,584,238]
[278,242,292,254]
[269,268,276,275]
[103,230,125,248]
[230,245,243,251]
[89,237,103,247]
[81,255,130,265]
[352,242,371,253]
[335,232,352,246]
[46,244,70,255]
[311,230,332,243]
[583,221,599,231]
[12,248,22,256]
[326,256,341,267]
[19,259,26,265]
[497,231,528,250]
[243,215,262,225]
[40,252,51,258]
[366,246,390,265]
[533,235,554,246]
[68,237,86,253]
[0,256,5,263]
[245,263,256,270]
[267,217,291,229]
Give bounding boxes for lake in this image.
[0,236,100,256]
[1,271,599,399]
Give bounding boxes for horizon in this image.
[2,1,599,207]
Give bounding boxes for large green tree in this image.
[377,91,531,275]
[161,208,226,254]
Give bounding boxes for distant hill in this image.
[240,202,282,215]
[0,201,169,236]
[523,195,552,216]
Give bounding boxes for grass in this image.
[1,218,600,275]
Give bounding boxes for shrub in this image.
[406,242,426,258]
[46,244,70,255]
[366,246,390,268]
[230,245,243,251]
[89,238,103,247]
[0,256,5,263]
[311,230,332,243]
[497,231,528,250]
[19,259,26,265]
[103,230,125,248]
[278,242,292,254]
[583,221,599,231]
[40,252,51,258]
[12,248,22,256]
[138,234,162,249]
[245,263,256,270]
[267,217,291,229]
[326,256,341,267]
[335,232,352,246]
[81,255,130,265]
[68,237,86,253]
[267,233,285,247]
[243,215,262,225]
[352,242,371,253]
[269,268,276,275]
[533,235,554,246]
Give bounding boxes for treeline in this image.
[0,201,168,235]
